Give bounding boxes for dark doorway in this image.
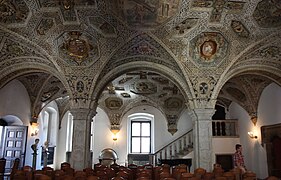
[216,154,233,172]
[272,136,281,177]
[212,105,226,120]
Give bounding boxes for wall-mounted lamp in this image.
[110,125,120,141]
[31,122,39,136]
[248,131,257,139]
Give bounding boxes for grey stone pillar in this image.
[70,108,96,170]
[190,108,215,172]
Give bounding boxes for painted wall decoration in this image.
[105,97,123,110]
[190,32,228,67]
[110,0,180,29]
[192,0,245,23]
[172,18,198,36]
[0,0,29,24]
[164,97,183,110]
[88,16,117,37]
[36,18,55,35]
[130,81,157,94]
[231,20,249,38]
[253,0,281,28]
[58,31,99,66]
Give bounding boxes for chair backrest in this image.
[0,158,6,177]
[60,162,71,171]
[10,158,20,179]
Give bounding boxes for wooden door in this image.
[1,126,28,174]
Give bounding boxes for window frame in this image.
[130,120,151,154]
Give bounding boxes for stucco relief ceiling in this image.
[0,0,281,126]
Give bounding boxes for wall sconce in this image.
[31,122,39,136]
[110,125,120,141]
[248,131,257,139]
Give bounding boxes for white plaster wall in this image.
[227,83,281,179]
[0,80,31,125]
[0,80,35,167]
[37,101,59,169]
[93,106,193,166]
[256,83,281,178]
[56,111,69,169]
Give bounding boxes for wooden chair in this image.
[0,158,6,180]
[86,175,100,180]
[159,171,172,179]
[54,169,66,180]
[223,172,235,180]
[266,176,279,180]
[22,166,33,180]
[74,170,87,178]
[10,158,20,180]
[203,172,214,180]
[215,177,227,180]
[242,172,256,180]
[83,168,95,177]
[172,166,187,180]
[180,172,194,180]
[61,162,71,171]
[128,164,138,179]
[12,170,27,180]
[96,170,108,180]
[117,170,129,180]
[110,163,120,173]
[194,168,206,179]
[136,177,151,180]
[36,174,52,180]
[112,177,126,180]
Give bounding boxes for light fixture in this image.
[31,122,39,136]
[110,125,120,141]
[248,131,257,139]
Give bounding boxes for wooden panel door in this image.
[1,126,28,174]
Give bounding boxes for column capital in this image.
[70,108,97,121]
[189,108,216,121]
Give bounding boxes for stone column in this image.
[70,108,96,170]
[190,108,215,172]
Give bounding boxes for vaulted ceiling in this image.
[0,0,281,127]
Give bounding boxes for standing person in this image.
[233,144,247,173]
[31,138,40,169]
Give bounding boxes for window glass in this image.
[141,123,150,136]
[131,137,140,153]
[132,123,140,136]
[141,137,150,153]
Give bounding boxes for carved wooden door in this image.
[1,126,28,174]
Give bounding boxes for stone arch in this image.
[0,61,70,98]
[90,32,194,103]
[212,64,281,100]
[91,60,192,105]
[1,115,23,126]
[0,27,61,69]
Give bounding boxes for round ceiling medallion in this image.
[190,32,229,67]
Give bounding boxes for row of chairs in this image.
[6,161,281,180]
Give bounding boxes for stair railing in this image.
[152,129,193,166]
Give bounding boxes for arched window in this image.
[128,113,154,154]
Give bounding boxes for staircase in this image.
[152,129,193,166]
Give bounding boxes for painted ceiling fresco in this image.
[0,0,281,132]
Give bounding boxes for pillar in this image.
[190,108,215,172]
[70,108,96,170]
